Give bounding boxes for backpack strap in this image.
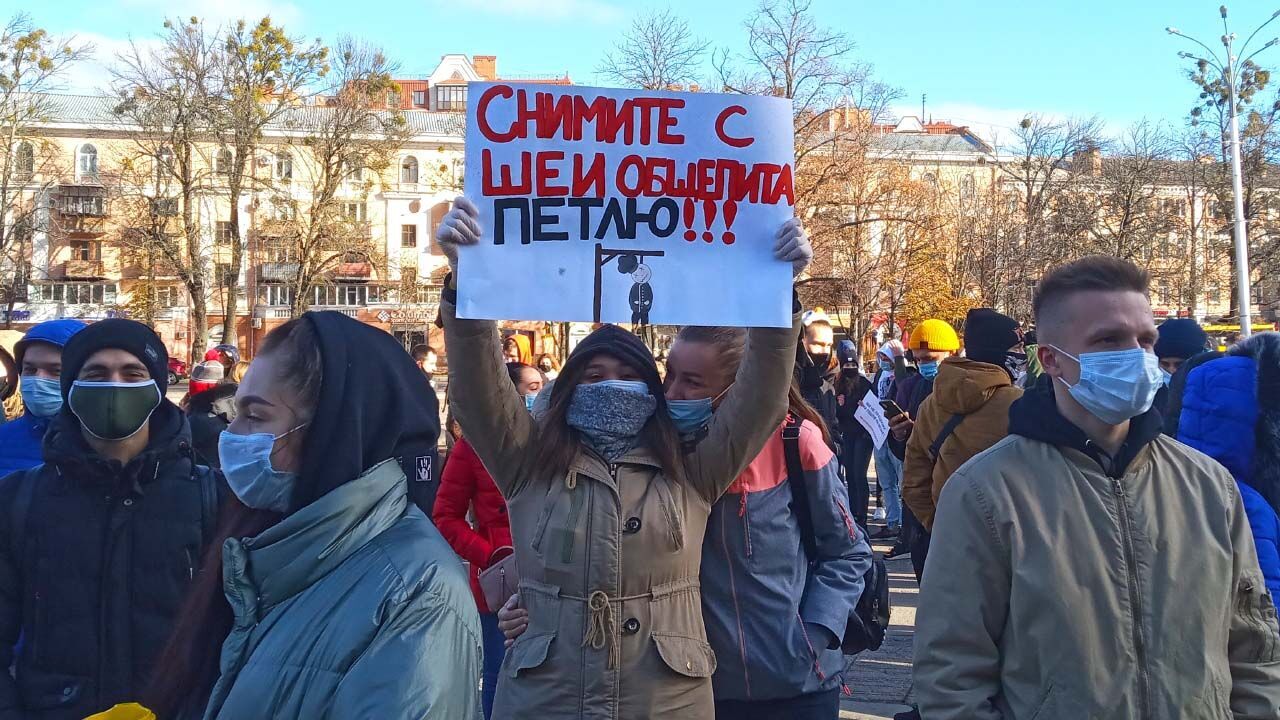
[783,415,818,561]
[194,461,219,548]
[928,413,967,461]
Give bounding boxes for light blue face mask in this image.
[918,360,939,380]
[1048,345,1162,425]
[218,424,306,512]
[19,375,63,419]
[524,393,538,411]
[1161,369,1172,388]
[668,398,714,435]
[878,358,893,372]
[593,379,651,395]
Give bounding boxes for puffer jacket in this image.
[443,300,798,720]
[701,418,871,702]
[902,358,1021,530]
[433,436,514,611]
[915,380,1280,720]
[0,403,218,720]
[201,458,482,720]
[1176,337,1280,599]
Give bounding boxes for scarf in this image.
[567,382,657,462]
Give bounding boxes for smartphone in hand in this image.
[879,399,905,418]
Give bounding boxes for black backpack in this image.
[783,415,890,655]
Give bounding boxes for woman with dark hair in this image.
[434,361,543,719]
[436,197,811,719]
[144,313,480,719]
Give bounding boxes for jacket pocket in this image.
[530,481,567,557]
[1236,573,1279,663]
[19,671,88,711]
[651,633,717,678]
[506,633,555,678]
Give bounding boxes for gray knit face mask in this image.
[567,380,656,461]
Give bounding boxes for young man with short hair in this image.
[0,319,86,477]
[0,319,220,720]
[915,256,1280,719]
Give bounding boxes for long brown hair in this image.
[143,318,322,718]
[533,352,687,485]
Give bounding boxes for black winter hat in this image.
[552,324,664,406]
[1155,318,1209,360]
[59,318,170,398]
[964,308,1022,366]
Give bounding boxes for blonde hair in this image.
[231,360,251,383]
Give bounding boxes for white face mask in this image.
[1048,345,1162,426]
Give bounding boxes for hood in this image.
[1177,355,1257,485]
[932,358,1013,415]
[507,334,533,364]
[43,399,191,484]
[292,311,440,513]
[876,340,903,362]
[14,318,86,366]
[1008,372,1164,477]
[552,324,664,405]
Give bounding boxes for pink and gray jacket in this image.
[700,418,872,702]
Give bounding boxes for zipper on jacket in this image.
[577,481,595,716]
[1112,478,1151,719]
[719,500,752,699]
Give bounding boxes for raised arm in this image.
[684,218,810,502]
[437,198,536,497]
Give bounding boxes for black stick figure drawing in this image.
[593,244,665,324]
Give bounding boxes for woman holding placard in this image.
[435,196,810,719]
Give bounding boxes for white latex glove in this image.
[774,218,812,277]
[433,195,482,273]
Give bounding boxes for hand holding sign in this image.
[434,197,482,272]
[454,82,798,328]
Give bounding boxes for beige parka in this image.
[443,299,799,720]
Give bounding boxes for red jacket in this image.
[432,437,514,611]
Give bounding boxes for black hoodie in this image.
[1007,373,1164,478]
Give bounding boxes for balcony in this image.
[333,261,372,280]
[62,259,105,279]
[59,215,106,236]
[258,262,300,282]
[58,194,107,217]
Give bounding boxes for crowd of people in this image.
[0,194,1275,720]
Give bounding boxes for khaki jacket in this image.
[443,301,798,720]
[902,358,1021,530]
[915,422,1280,720]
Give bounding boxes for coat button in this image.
[622,618,640,635]
[624,517,642,534]
[685,661,692,671]
[62,686,73,697]
[122,498,133,507]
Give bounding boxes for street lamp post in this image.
[1168,6,1280,338]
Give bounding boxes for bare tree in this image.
[1082,120,1176,260]
[111,17,221,361]
[211,17,327,342]
[598,8,709,90]
[269,37,408,317]
[0,13,91,327]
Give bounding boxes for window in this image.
[216,221,235,245]
[311,284,384,307]
[386,90,401,107]
[263,240,297,264]
[435,84,467,111]
[155,146,173,184]
[1207,284,1222,304]
[401,224,418,248]
[77,144,98,180]
[400,156,419,184]
[215,148,232,175]
[153,285,179,308]
[275,151,292,181]
[412,89,427,107]
[260,284,294,306]
[70,239,99,261]
[61,194,105,215]
[15,141,33,182]
[961,174,974,200]
[342,161,364,187]
[343,202,367,222]
[215,262,236,286]
[271,197,295,221]
[152,197,179,216]
[1157,281,1170,305]
[32,282,116,305]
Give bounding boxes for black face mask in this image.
[806,352,830,370]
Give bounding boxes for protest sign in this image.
[854,389,890,449]
[456,82,796,328]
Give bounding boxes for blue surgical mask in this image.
[593,379,651,396]
[1161,370,1172,387]
[218,424,306,512]
[1048,345,1162,425]
[918,361,939,380]
[668,397,714,435]
[878,358,893,372]
[524,393,538,411]
[19,375,63,418]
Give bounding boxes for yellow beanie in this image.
[908,319,960,352]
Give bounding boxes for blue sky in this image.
[13,0,1280,142]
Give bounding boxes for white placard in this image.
[457,82,796,328]
[854,389,891,449]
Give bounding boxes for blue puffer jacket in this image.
[0,319,86,478]
[1177,353,1280,598]
[701,418,872,702]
